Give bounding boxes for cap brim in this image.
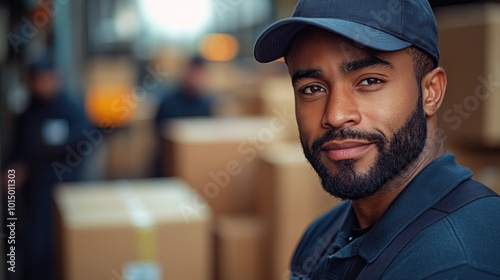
[254,17,412,63]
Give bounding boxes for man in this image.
[3,52,91,280]
[254,0,500,279]
[154,55,214,176]
[154,55,214,125]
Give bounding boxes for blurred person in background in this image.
[254,0,500,279]
[2,52,91,280]
[154,55,214,125]
[153,55,215,176]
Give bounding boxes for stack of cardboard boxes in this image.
[436,2,500,194]
[161,117,296,214]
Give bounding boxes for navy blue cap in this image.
[254,0,439,65]
[27,51,56,73]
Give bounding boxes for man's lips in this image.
[321,140,374,161]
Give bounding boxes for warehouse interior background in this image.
[1,0,500,279]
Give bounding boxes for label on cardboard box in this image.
[122,261,161,280]
[117,180,158,260]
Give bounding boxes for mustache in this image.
[310,128,387,153]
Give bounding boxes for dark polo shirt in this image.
[291,153,500,279]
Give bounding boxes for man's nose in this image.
[321,88,361,129]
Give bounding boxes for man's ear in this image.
[422,67,447,117]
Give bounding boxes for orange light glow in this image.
[85,83,136,127]
[199,33,239,62]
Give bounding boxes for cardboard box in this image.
[55,178,213,280]
[436,3,500,147]
[215,215,265,280]
[258,75,299,140]
[106,115,157,179]
[258,75,295,116]
[256,143,338,280]
[85,56,137,85]
[161,117,295,214]
[205,62,263,116]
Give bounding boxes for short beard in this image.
[301,94,427,200]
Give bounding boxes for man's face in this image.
[286,28,428,200]
[30,70,60,100]
[182,64,206,94]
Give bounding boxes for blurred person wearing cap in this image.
[254,0,500,279]
[154,55,214,124]
[153,55,215,176]
[2,52,91,280]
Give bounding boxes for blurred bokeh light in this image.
[139,0,212,40]
[199,33,239,61]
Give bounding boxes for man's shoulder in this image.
[446,194,500,257]
[385,194,500,279]
[444,188,500,249]
[159,90,181,103]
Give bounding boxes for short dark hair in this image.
[406,47,436,84]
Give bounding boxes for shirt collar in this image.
[358,153,472,263]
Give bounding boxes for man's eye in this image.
[301,85,325,94]
[359,78,383,86]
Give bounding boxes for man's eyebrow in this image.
[341,56,394,74]
[291,68,325,85]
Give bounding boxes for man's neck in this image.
[351,138,446,229]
